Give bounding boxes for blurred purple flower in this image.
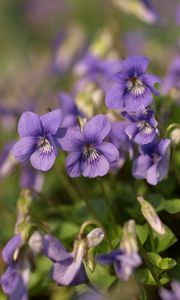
[176,4,180,25]
[96,249,141,281]
[42,235,88,286]
[105,56,161,112]
[0,142,17,178]
[132,138,171,185]
[58,91,82,127]
[160,281,180,300]
[161,56,180,95]
[0,235,29,300]
[140,0,160,23]
[78,291,105,300]
[20,165,44,192]
[13,109,64,172]
[61,115,119,178]
[74,53,122,90]
[122,106,159,145]
[109,121,134,168]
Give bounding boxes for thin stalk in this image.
[138,239,162,287]
[98,178,117,234]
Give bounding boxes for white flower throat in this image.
[38,137,53,153]
[127,77,145,96]
[83,144,100,161]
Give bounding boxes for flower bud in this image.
[120,220,138,254]
[137,195,165,235]
[87,228,105,248]
[170,128,180,145]
[28,231,43,254]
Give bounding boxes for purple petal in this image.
[2,235,22,264]
[132,155,152,179]
[84,115,111,143]
[157,139,171,157]
[60,127,84,151]
[125,123,138,140]
[143,74,161,95]
[0,265,20,295]
[12,137,37,163]
[122,56,149,75]
[105,77,125,109]
[52,243,85,286]
[146,163,158,185]
[133,127,156,145]
[66,152,81,177]
[81,155,110,178]
[42,235,72,262]
[18,112,42,137]
[40,109,62,136]
[96,250,120,265]
[96,142,119,168]
[30,148,56,171]
[124,88,153,112]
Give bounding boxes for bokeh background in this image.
[0,1,180,299]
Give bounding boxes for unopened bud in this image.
[137,195,165,235]
[87,228,105,248]
[28,231,43,254]
[170,128,180,145]
[120,220,138,254]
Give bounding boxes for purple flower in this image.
[0,142,17,178]
[42,235,88,286]
[105,56,161,112]
[58,91,82,127]
[132,138,171,185]
[160,281,180,300]
[96,249,141,281]
[12,109,63,172]
[109,121,134,168]
[122,106,159,145]
[78,291,105,300]
[61,115,119,178]
[161,56,180,95]
[20,164,44,192]
[0,235,29,300]
[74,53,122,90]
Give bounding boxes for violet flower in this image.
[132,138,171,185]
[122,105,159,145]
[109,121,134,168]
[60,115,119,178]
[160,281,180,300]
[58,91,82,127]
[105,55,161,112]
[96,249,141,281]
[12,109,63,172]
[42,235,88,286]
[74,53,122,90]
[0,235,29,300]
[161,56,180,96]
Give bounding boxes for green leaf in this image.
[147,252,176,270]
[135,268,156,285]
[136,224,149,245]
[159,258,177,270]
[163,199,180,214]
[152,225,177,253]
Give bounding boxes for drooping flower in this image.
[0,234,30,300]
[96,220,141,281]
[132,138,171,185]
[61,115,119,178]
[105,55,161,112]
[109,120,134,168]
[12,109,64,172]
[160,281,180,300]
[122,105,159,144]
[42,235,88,286]
[161,56,180,96]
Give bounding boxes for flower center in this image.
[127,77,145,96]
[83,144,100,161]
[137,120,153,134]
[38,137,53,154]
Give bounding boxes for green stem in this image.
[98,178,117,234]
[138,239,162,287]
